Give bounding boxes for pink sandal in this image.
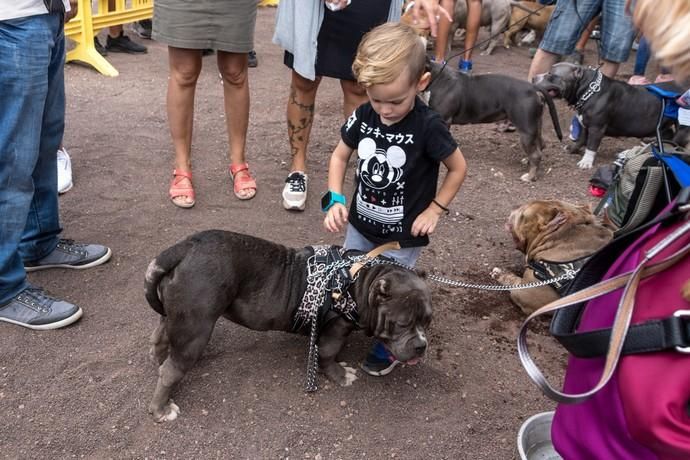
[169,169,196,208]
[229,163,257,200]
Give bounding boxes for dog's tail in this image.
[144,239,194,316]
[536,87,563,141]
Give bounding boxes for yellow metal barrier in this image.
[65,0,153,77]
[259,0,279,6]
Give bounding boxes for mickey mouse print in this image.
[340,98,457,246]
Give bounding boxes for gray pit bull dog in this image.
[426,60,562,181]
[144,230,432,422]
[533,63,679,169]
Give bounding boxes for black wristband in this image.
[432,199,450,215]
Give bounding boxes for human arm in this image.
[323,140,355,233]
[65,0,78,22]
[411,147,467,237]
[409,0,452,38]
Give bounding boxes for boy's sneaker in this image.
[361,341,400,377]
[248,50,258,68]
[282,171,308,211]
[24,240,112,272]
[94,38,107,56]
[0,286,82,330]
[57,147,73,194]
[458,59,472,75]
[133,19,152,39]
[106,32,148,54]
[568,114,583,141]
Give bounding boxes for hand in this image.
[323,203,349,233]
[409,0,452,37]
[65,0,78,22]
[411,206,443,237]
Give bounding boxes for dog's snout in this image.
[413,337,427,356]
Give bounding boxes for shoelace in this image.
[287,174,306,193]
[16,287,54,313]
[56,239,87,255]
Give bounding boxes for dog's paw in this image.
[151,400,181,423]
[338,362,358,386]
[520,172,537,182]
[490,267,504,280]
[577,151,595,169]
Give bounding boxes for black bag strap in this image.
[550,188,690,357]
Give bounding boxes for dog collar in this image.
[574,69,603,112]
[528,256,589,295]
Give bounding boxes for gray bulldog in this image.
[533,62,678,169]
[144,230,432,422]
[426,60,562,182]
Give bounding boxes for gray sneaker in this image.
[0,286,82,330]
[282,171,308,211]
[24,239,112,272]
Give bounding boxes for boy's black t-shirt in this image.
[340,97,458,247]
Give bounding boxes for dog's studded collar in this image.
[574,69,603,112]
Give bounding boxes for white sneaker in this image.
[282,171,308,211]
[57,147,73,194]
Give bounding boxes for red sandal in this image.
[169,169,195,208]
[229,163,257,200]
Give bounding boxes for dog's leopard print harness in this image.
[529,255,590,295]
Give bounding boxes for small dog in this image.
[144,230,432,422]
[533,62,679,169]
[426,59,562,181]
[503,1,555,48]
[491,199,613,314]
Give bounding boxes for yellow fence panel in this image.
[65,0,153,76]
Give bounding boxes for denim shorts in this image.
[540,0,635,63]
[343,224,422,268]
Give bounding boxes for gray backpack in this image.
[595,142,690,236]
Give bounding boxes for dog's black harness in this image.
[528,256,589,296]
[293,245,360,334]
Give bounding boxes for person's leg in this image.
[598,0,635,79]
[105,1,147,54]
[166,47,202,207]
[460,0,482,72]
[217,50,255,200]
[527,49,560,81]
[633,36,651,76]
[287,70,321,174]
[282,70,321,211]
[0,15,59,303]
[433,0,455,62]
[340,79,367,120]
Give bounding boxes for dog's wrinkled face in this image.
[507,199,594,253]
[532,62,584,99]
[366,270,432,363]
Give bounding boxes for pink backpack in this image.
[519,191,690,459]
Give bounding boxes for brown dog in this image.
[503,1,554,48]
[491,199,613,314]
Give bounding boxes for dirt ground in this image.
[1,8,649,460]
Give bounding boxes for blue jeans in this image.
[0,13,65,304]
[540,0,635,63]
[343,224,423,267]
[633,36,651,76]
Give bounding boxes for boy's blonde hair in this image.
[352,22,427,88]
[632,0,690,81]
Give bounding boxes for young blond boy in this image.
[321,22,467,376]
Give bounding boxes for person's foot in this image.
[132,19,152,39]
[106,32,148,54]
[57,147,73,194]
[248,50,258,68]
[94,38,107,56]
[360,341,400,377]
[282,171,308,211]
[627,75,652,85]
[0,286,82,330]
[458,59,472,75]
[24,240,112,272]
[569,114,583,141]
